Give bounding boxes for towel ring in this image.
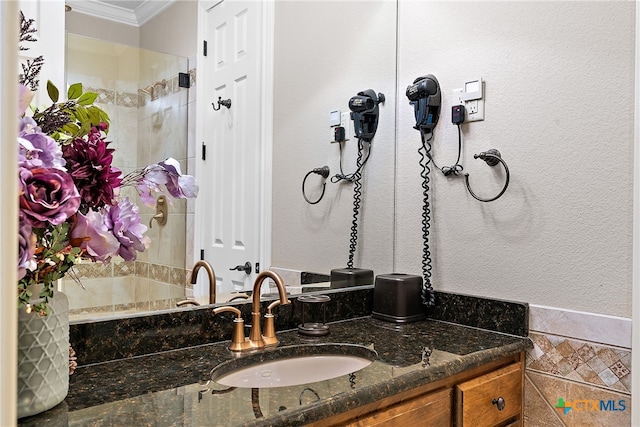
[464,149,510,202]
[302,166,330,205]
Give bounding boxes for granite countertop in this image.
[19,315,531,427]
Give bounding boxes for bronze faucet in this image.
[213,270,290,351]
[176,260,216,307]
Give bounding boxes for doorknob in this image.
[230,262,252,274]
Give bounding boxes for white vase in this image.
[17,286,69,419]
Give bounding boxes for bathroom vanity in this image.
[17,287,531,426]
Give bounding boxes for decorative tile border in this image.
[527,331,631,394]
[67,261,190,317]
[530,304,631,348]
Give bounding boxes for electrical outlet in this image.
[340,112,350,141]
[454,82,485,122]
[465,98,484,122]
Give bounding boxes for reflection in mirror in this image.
[63,34,191,321]
[63,0,398,323]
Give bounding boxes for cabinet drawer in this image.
[455,362,522,427]
[347,387,452,427]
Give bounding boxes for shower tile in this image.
[67,278,113,311]
[187,67,197,102]
[149,264,170,283]
[170,267,188,287]
[74,262,112,279]
[114,261,135,277]
[185,214,195,267]
[135,261,149,278]
[116,91,139,108]
[135,277,150,303]
[187,101,196,159]
[112,276,136,305]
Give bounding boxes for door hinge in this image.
[178,72,191,88]
[255,262,260,274]
[203,40,208,57]
[202,142,206,160]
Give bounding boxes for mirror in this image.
[62,33,190,320]
[62,1,397,322]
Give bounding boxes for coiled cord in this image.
[331,139,371,184]
[346,139,366,269]
[418,130,436,308]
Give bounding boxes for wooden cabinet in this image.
[455,363,522,427]
[308,353,524,427]
[346,388,452,427]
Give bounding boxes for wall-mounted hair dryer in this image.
[348,89,385,141]
[406,75,441,133]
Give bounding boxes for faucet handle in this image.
[262,300,284,346]
[213,306,249,352]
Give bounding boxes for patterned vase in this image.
[17,286,69,419]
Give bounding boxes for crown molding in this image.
[66,0,175,27]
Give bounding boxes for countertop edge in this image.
[242,339,531,426]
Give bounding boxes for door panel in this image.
[201,0,262,296]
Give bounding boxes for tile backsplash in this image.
[524,306,631,426]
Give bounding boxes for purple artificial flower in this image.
[156,158,198,199]
[18,84,34,117]
[130,157,198,206]
[62,126,122,210]
[104,197,150,261]
[18,119,66,169]
[18,211,35,280]
[70,210,120,262]
[19,166,81,227]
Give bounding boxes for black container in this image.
[372,273,425,323]
[330,268,374,288]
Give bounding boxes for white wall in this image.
[65,9,139,47]
[271,1,397,275]
[394,1,635,317]
[140,1,197,58]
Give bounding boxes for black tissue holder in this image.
[330,268,374,289]
[372,273,425,324]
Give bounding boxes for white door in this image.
[198,0,263,296]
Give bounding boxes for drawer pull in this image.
[492,397,506,411]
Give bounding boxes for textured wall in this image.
[271,1,397,275]
[395,1,635,317]
[271,1,635,317]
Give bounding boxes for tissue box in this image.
[372,273,425,323]
[330,268,374,289]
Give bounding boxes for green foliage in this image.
[33,81,110,141]
[18,222,82,316]
[47,80,59,103]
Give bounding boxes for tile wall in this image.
[524,306,631,426]
[64,36,195,319]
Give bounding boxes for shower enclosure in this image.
[62,33,192,320]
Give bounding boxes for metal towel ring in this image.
[464,149,510,202]
[302,166,330,205]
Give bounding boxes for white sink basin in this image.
[211,344,376,388]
